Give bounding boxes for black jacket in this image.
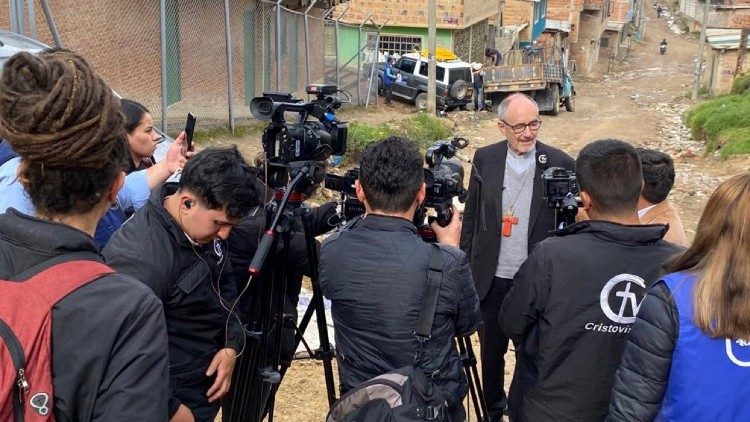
[103,183,243,417]
[607,281,677,421]
[0,209,169,421]
[460,140,574,300]
[319,214,482,407]
[499,221,682,422]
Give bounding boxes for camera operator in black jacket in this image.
[104,147,262,422]
[319,137,482,420]
[226,196,338,360]
[499,139,682,421]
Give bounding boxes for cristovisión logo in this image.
[599,274,646,324]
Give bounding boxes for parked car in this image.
[0,29,173,161]
[377,52,474,111]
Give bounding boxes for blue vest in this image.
[659,272,750,421]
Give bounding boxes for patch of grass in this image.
[717,127,750,158]
[172,122,266,144]
[685,93,750,157]
[342,113,452,164]
[731,73,750,95]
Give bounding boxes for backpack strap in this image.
[21,260,114,306]
[414,244,444,363]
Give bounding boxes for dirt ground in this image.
[212,7,749,421]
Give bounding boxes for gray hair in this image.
[497,93,538,121]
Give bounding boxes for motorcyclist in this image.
[660,39,668,54]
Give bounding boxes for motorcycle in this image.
[660,43,667,55]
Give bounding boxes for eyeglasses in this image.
[501,119,542,134]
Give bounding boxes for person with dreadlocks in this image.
[0,50,170,419]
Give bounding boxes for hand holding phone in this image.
[181,113,196,157]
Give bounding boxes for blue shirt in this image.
[0,155,151,248]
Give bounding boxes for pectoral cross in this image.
[502,210,519,237]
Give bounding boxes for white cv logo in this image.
[600,274,646,324]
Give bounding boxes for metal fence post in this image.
[159,0,168,131]
[26,0,36,39]
[276,0,282,91]
[357,14,373,106]
[223,0,235,133]
[365,18,389,107]
[334,4,350,89]
[304,0,322,89]
[39,0,61,47]
[10,0,23,34]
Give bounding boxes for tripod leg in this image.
[302,213,338,406]
[456,337,483,420]
[463,336,489,420]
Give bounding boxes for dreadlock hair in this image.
[0,50,128,216]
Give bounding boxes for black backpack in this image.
[326,244,451,421]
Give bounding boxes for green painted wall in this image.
[337,25,454,68]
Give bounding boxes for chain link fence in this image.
[1,0,384,133]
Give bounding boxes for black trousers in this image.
[385,84,393,104]
[478,276,513,419]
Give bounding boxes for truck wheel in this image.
[565,95,575,112]
[449,80,469,100]
[550,84,560,116]
[415,92,428,110]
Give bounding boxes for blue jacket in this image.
[608,272,750,421]
[0,139,150,248]
[383,63,396,86]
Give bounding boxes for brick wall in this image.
[729,9,750,27]
[336,0,497,29]
[504,0,536,41]
[454,19,490,62]
[0,0,9,29]
[609,0,631,22]
[571,10,607,74]
[0,0,328,128]
[709,48,750,95]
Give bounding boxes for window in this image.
[418,62,446,82]
[448,67,472,84]
[369,34,423,56]
[397,58,417,74]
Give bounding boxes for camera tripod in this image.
[223,165,337,422]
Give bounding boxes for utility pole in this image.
[427,0,437,114]
[691,0,711,99]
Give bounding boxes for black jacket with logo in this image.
[103,183,243,417]
[319,214,482,408]
[499,220,682,422]
[0,209,170,421]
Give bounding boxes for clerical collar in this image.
[506,146,536,174]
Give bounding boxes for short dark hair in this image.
[637,148,675,203]
[359,137,424,213]
[179,146,261,219]
[121,99,150,134]
[575,139,642,214]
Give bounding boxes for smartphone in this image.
[182,113,196,157]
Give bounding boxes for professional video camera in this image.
[541,167,580,229]
[420,137,470,227]
[250,84,348,194]
[325,137,470,238]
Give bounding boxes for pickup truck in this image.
[377,53,474,110]
[484,47,575,115]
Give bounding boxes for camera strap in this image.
[414,244,444,365]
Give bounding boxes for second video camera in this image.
[250,84,348,191]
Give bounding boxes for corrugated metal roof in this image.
[706,28,750,50]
